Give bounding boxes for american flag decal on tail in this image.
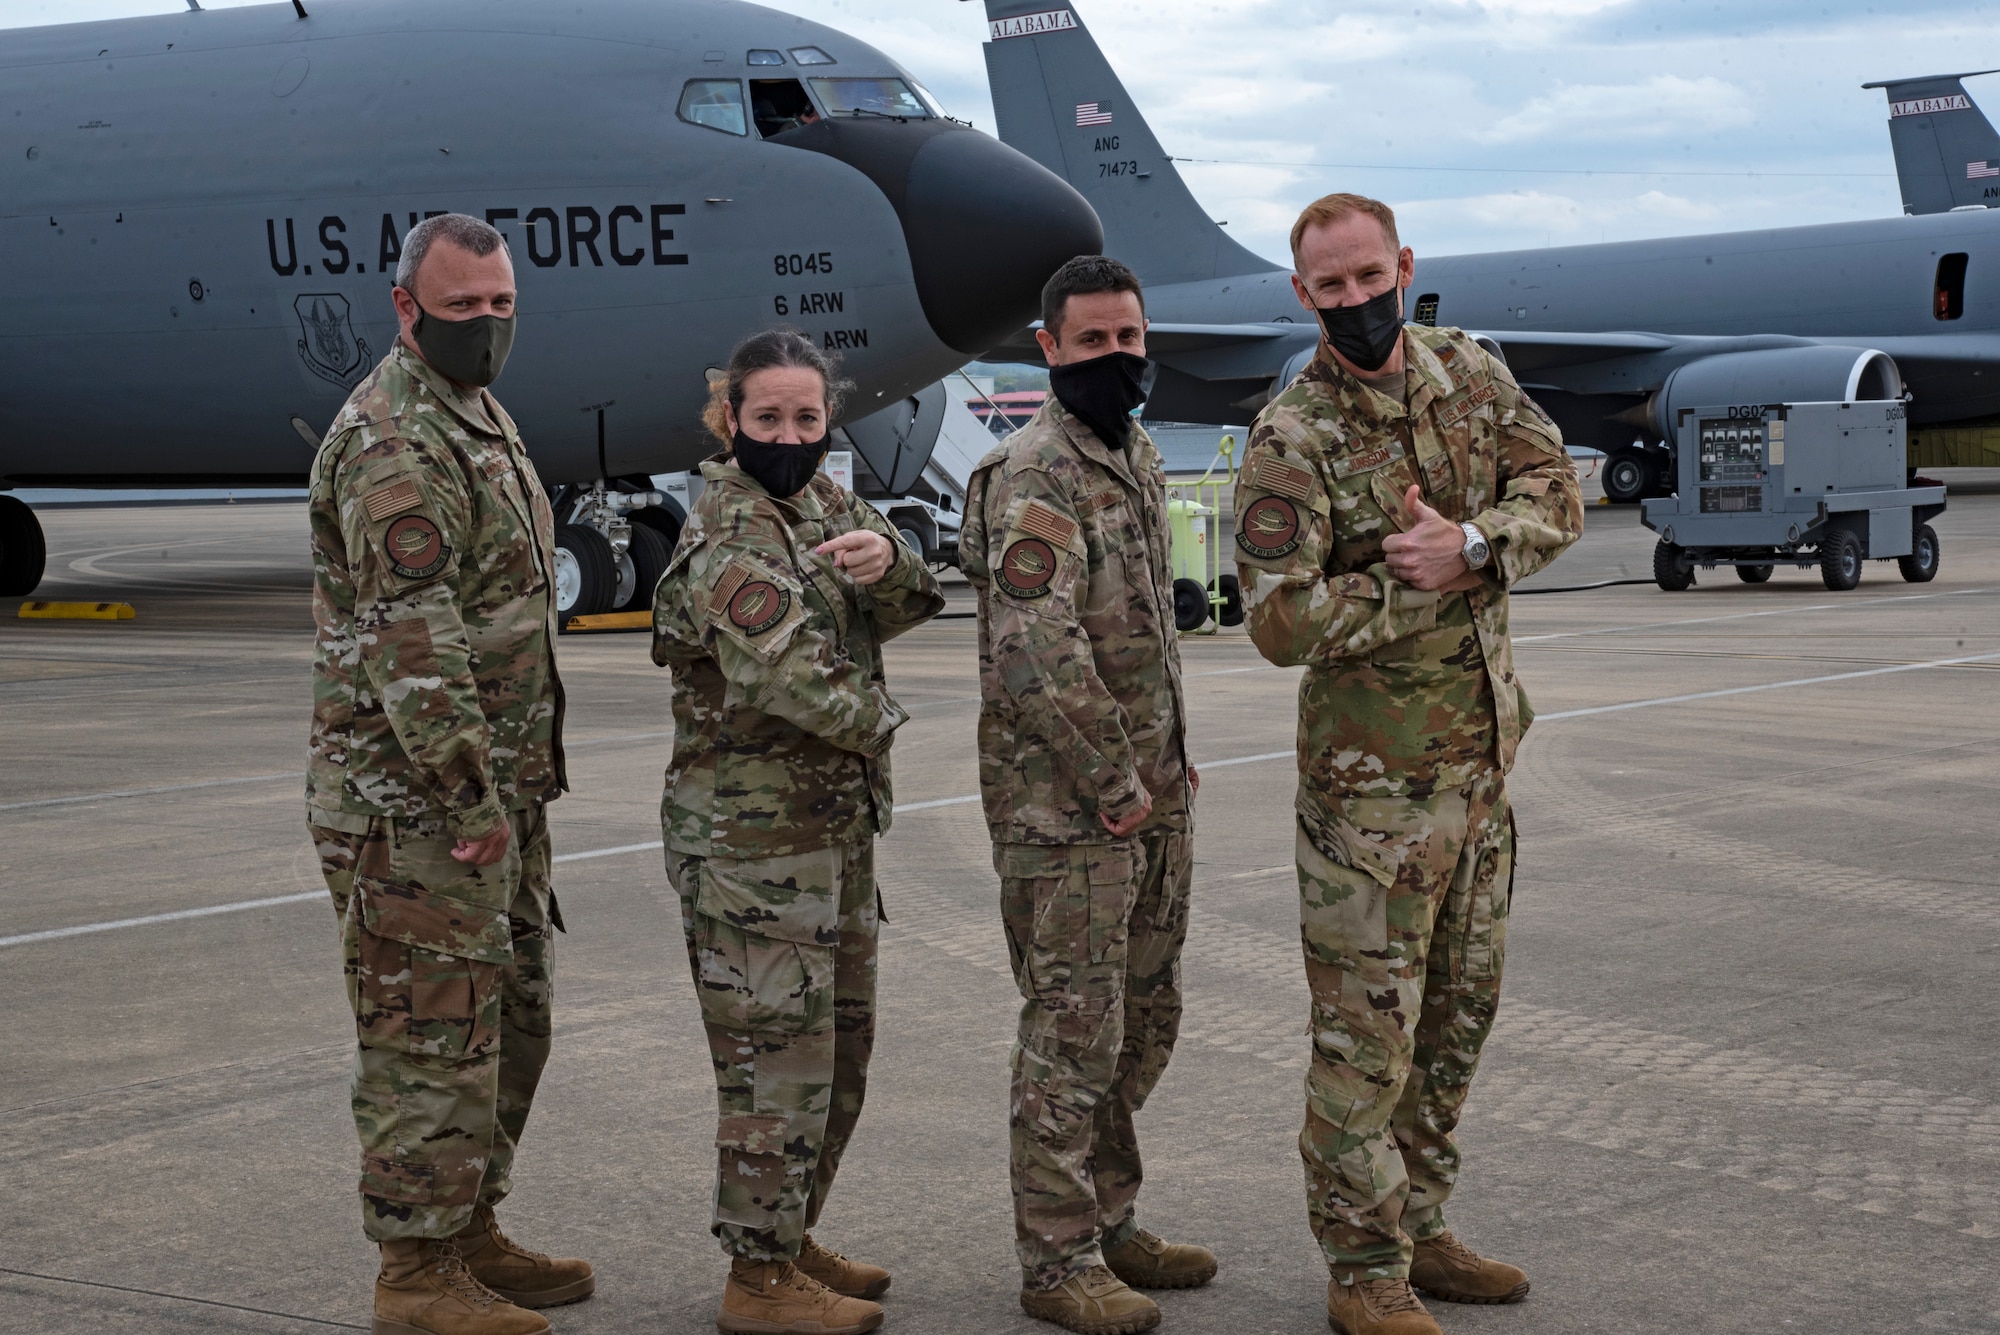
[1970,161,2000,179]
[1076,101,1113,127]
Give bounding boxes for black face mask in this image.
[1315,285,1405,374]
[732,429,828,499]
[1048,350,1156,448]
[410,302,516,388]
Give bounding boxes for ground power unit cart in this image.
[1642,399,1945,591]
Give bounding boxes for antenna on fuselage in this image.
[292,0,309,16]
[184,0,201,9]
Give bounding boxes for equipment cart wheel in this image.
[1173,576,1209,631]
[1604,450,1648,504]
[554,523,617,622]
[1213,573,1244,627]
[1898,524,1940,583]
[1819,529,1863,591]
[1652,539,1695,591]
[1735,563,1774,584]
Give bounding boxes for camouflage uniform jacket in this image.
[651,458,944,860]
[307,343,566,841]
[961,400,1192,845]
[1233,325,1581,816]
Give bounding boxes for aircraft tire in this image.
[0,495,46,597]
[1172,577,1209,632]
[554,523,617,623]
[897,527,928,565]
[614,522,672,614]
[630,504,683,554]
[1735,563,1774,584]
[1819,529,1863,591]
[1214,573,1244,626]
[1652,539,1695,591]
[1604,450,1648,504]
[1898,524,1940,583]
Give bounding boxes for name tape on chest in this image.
[1249,455,1315,502]
[363,478,422,524]
[1331,440,1406,481]
[1015,499,1079,549]
[1436,379,1499,429]
[1081,489,1123,514]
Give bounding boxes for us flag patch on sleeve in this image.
[363,478,421,523]
[1016,499,1078,549]
[1250,456,1315,502]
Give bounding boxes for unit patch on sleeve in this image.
[1016,499,1079,549]
[363,478,422,523]
[1331,440,1406,481]
[1250,455,1315,502]
[1236,495,1302,559]
[998,537,1060,598]
[726,579,792,636]
[383,513,451,579]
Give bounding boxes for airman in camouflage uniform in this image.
[308,214,589,1335]
[652,423,942,1331]
[1233,196,1581,1335]
[962,256,1215,1334]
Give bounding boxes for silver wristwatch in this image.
[1459,521,1491,569]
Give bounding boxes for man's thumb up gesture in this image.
[1382,484,1484,592]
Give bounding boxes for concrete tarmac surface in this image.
[3,476,1997,1334]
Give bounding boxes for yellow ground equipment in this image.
[1164,435,1244,634]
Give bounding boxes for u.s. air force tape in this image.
[384,513,451,579]
[1236,495,1301,559]
[998,537,1059,598]
[726,579,791,635]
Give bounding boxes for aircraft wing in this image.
[1461,330,1678,374]
[981,321,1309,367]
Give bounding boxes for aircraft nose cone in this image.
[783,121,1102,356]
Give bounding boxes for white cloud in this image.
[1478,75,1756,144]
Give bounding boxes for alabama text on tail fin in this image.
[981,0,1273,285]
[1863,70,2000,214]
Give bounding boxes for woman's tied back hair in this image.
[701,327,854,445]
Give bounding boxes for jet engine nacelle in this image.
[1653,346,1905,438]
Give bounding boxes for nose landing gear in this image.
[551,481,682,625]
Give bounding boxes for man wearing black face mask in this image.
[307,213,591,1335]
[1233,194,1582,1335]
[962,256,1211,1334]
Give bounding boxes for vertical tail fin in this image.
[1862,71,2000,214]
[981,0,1276,284]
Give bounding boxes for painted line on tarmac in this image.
[0,771,307,813]
[0,892,322,948]
[8,648,1993,948]
[1516,584,1996,644]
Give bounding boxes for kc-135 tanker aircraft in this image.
[0,0,1102,597]
[978,0,2000,505]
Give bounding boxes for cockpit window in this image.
[746,49,784,66]
[809,77,930,119]
[750,79,820,137]
[789,46,836,65]
[679,79,747,136]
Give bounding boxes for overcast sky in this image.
[7,0,1996,263]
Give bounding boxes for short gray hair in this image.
[395,213,506,296]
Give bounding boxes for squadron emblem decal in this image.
[294,293,372,389]
[384,513,450,579]
[998,537,1059,598]
[1237,495,1301,559]
[727,580,791,636]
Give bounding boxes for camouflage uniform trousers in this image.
[998,831,1193,1289]
[1296,768,1513,1283]
[310,802,557,1242]
[668,839,879,1261]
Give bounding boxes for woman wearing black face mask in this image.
[649,328,944,1335]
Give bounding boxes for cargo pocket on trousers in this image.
[360,1152,437,1206]
[1450,839,1511,983]
[354,877,512,1060]
[714,1112,793,1228]
[1083,842,1137,968]
[1303,954,1400,1137]
[696,850,840,947]
[693,853,839,1036]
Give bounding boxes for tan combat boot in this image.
[1018,1265,1161,1335]
[1409,1230,1530,1304]
[1103,1227,1218,1290]
[1325,1276,1440,1335]
[795,1234,892,1299]
[451,1204,595,1309]
[718,1258,883,1335]
[373,1238,551,1335]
